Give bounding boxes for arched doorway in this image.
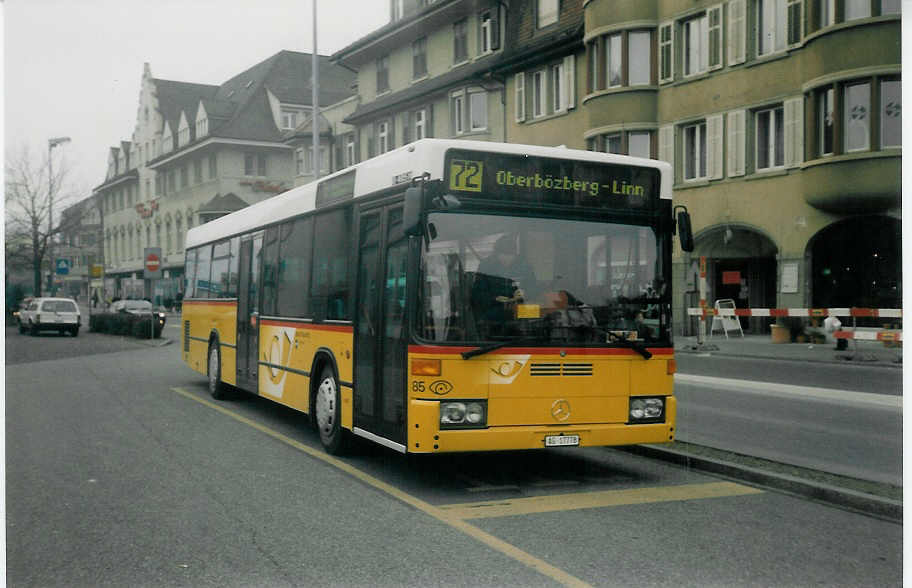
[694,225,778,333]
[809,216,901,310]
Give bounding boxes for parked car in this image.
[111,299,166,329]
[11,296,34,327]
[19,297,81,336]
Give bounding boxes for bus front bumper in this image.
[407,397,676,454]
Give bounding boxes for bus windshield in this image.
[417,212,670,347]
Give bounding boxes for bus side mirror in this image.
[403,186,423,237]
[677,209,694,252]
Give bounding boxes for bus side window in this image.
[312,206,352,321]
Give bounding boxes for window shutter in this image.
[427,104,434,138]
[563,55,575,110]
[728,0,746,66]
[491,7,501,50]
[707,114,724,179]
[727,109,746,177]
[515,72,526,122]
[784,97,804,168]
[402,112,411,144]
[659,125,675,176]
[659,21,674,84]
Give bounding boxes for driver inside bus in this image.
[471,234,537,334]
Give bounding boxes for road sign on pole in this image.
[55,258,71,275]
[144,247,162,280]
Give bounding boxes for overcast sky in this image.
[3,0,390,199]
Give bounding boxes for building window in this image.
[592,131,653,158]
[454,19,468,63]
[819,0,836,26]
[629,131,652,158]
[756,105,785,170]
[587,39,600,92]
[155,175,162,196]
[515,72,526,122]
[757,0,788,56]
[196,118,208,138]
[244,154,255,176]
[683,121,708,180]
[881,0,901,14]
[469,91,487,131]
[844,0,871,20]
[451,92,465,133]
[281,110,297,130]
[345,134,356,166]
[538,0,558,28]
[378,120,390,153]
[377,55,390,94]
[607,33,622,87]
[178,127,189,147]
[296,148,305,175]
[304,147,328,174]
[532,70,545,118]
[684,13,709,76]
[168,170,176,193]
[881,79,901,148]
[628,31,652,86]
[818,88,835,155]
[208,153,217,179]
[479,9,500,54]
[194,159,202,183]
[179,166,188,189]
[551,62,564,112]
[844,82,870,152]
[412,37,427,79]
[414,108,427,140]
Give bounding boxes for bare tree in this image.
[5,144,81,296]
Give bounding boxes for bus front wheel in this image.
[207,342,228,400]
[315,365,350,455]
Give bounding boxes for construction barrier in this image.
[688,307,903,318]
[833,330,903,342]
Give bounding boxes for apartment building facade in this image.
[492,0,900,331]
[93,52,356,302]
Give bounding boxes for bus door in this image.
[236,233,263,392]
[354,204,408,446]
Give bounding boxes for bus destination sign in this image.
[445,149,659,210]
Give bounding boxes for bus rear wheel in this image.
[315,365,350,455]
[207,342,228,400]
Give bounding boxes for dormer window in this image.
[196,117,208,138]
[538,0,558,28]
[178,113,190,147]
[281,109,298,130]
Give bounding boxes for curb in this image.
[622,444,902,522]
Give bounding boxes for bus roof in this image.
[185,139,673,249]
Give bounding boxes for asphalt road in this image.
[675,354,903,486]
[5,324,902,587]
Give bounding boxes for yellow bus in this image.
[182,139,693,455]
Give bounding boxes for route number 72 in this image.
[449,160,483,192]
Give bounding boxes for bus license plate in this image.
[545,434,580,447]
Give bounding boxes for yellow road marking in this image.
[439,482,765,520]
[171,387,592,588]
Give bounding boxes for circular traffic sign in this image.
[145,253,160,272]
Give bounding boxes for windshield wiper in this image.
[461,336,548,360]
[605,330,652,359]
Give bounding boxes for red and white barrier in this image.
[687,307,903,318]
[833,330,903,342]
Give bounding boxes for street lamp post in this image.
[47,136,71,296]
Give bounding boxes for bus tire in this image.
[315,364,350,455]
[207,341,228,400]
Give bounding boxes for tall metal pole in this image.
[312,0,320,181]
[47,136,71,296]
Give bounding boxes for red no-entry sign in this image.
[144,247,162,279]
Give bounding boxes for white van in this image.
[19,297,81,336]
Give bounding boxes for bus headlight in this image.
[629,397,665,423]
[440,401,487,429]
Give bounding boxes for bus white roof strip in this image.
[186,139,673,250]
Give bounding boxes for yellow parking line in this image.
[439,482,764,520]
[170,387,592,588]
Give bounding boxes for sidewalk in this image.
[677,333,903,367]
